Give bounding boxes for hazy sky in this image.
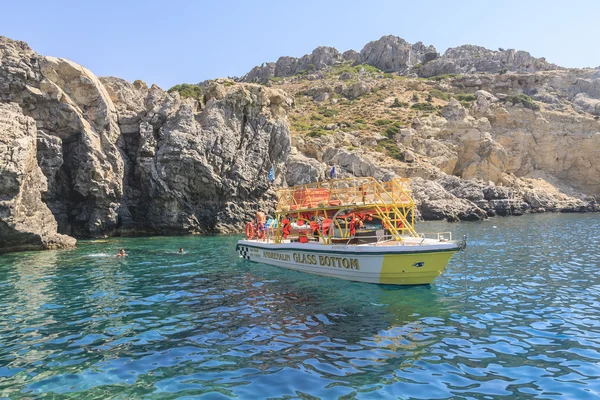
[3,0,599,89]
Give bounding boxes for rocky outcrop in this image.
[0,37,124,237]
[102,78,292,234]
[0,103,75,252]
[243,47,343,82]
[418,45,558,77]
[0,36,292,249]
[359,35,438,73]
[411,178,487,221]
[241,35,561,82]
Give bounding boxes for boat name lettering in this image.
[317,255,360,270]
[262,251,291,261]
[261,250,360,270]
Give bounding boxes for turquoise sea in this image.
[0,214,599,399]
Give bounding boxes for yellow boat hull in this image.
[237,240,459,285]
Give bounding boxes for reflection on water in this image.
[0,214,599,398]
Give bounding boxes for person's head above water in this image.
[116,248,126,257]
[179,248,184,253]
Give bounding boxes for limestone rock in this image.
[105,80,293,234]
[243,62,276,83]
[418,45,559,77]
[242,46,343,83]
[285,153,326,186]
[1,36,125,237]
[360,36,437,72]
[342,50,361,64]
[442,98,468,120]
[411,177,486,221]
[0,103,75,252]
[343,81,372,99]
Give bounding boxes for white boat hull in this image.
[236,239,460,285]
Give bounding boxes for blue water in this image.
[0,214,599,399]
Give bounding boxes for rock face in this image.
[243,47,343,82]
[101,78,292,234]
[0,36,292,249]
[1,37,124,237]
[241,35,562,82]
[0,103,75,252]
[418,45,559,77]
[359,35,438,72]
[256,39,600,221]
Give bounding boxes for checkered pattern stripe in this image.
[238,246,251,260]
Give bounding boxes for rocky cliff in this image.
[0,37,291,252]
[246,36,599,221]
[1,35,599,252]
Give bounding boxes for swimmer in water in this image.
[178,248,184,253]
[116,248,127,257]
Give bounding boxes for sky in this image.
[2,0,599,89]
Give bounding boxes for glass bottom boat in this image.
[237,177,466,285]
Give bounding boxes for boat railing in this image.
[275,177,413,212]
[417,232,453,242]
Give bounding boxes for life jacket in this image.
[282,219,291,238]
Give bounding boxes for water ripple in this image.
[0,214,599,398]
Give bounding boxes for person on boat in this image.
[116,248,126,257]
[328,162,336,180]
[255,209,267,237]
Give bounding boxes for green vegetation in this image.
[331,63,382,76]
[317,107,339,117]
[499,68,508,75]
[411,102,437,112]
[429,89,451,101]
[292,121,311,131]
[377,139,405,161]
[310,114,323,121]
[429,90,477,106]
[506,94,540,111]
[374,119,394,126]
[384,121,404,138]
[167,84,203,103]
[455,94,476,102]
[390,98,409,108]
[412,93,420,102]
[413,63,423,69]
[354,118,365,123]
[426,94,433,103]
[307,129,330,138]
